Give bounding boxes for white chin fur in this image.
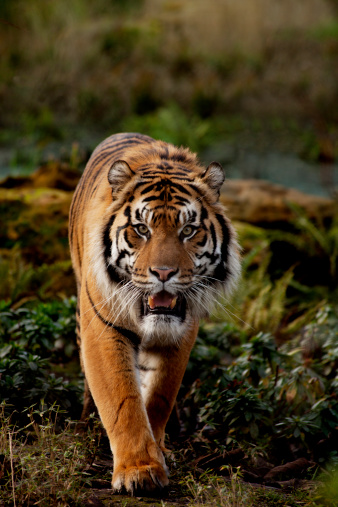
[139,314,191,347]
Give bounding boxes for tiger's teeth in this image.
[170,297,177,309]
[148,296,155,309]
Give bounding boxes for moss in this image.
[0,187,72,264]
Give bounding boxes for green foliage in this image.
[311,21,338,41]
[217,244,295,334]
[185,321,244,381]
[122,103,212,153]
[181,467,317,507]
[0,297,77,358]
[184,308,338,462]
[220,211,338,338]
[315,469,338,506]
[0,349,81,420]
[0,298,81,421]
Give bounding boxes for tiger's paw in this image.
[112,462,169,495]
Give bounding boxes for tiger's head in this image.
[90,142,241,346]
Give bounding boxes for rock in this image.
[3,166,336,227]
[220,179,337,225]
[0,161,82,191]
[263,458,316,482]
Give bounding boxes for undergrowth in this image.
[184,307,338,464]
[0,296,337,505]
[0,194,337,506]
[0,298,81,424]
[0,404,100,507]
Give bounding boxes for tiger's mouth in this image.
[142,290,186,318]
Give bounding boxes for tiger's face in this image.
[92,157,240,346]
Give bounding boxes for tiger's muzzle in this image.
[141,290,186,319]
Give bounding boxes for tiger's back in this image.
[69,132,240,494]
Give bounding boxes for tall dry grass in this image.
[1,0,337,129]
[144,0,334,53]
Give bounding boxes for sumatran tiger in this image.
[69,132,241,494]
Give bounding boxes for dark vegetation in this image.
[1,0,338,505]
[1,174,337,505]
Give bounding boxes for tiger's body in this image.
[69,132,240,494]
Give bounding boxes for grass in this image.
[2,406,333,507]
[182,472,318,507]
[0,292,337,505]
[1,3,338,498]
[0,404,100,507]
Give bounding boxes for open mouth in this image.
[142,290,185,318]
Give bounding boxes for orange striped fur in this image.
[69,133,241,494]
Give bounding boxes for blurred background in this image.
[1,5,338,502]
[1,0,338,196]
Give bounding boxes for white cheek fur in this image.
[87,204,241,349]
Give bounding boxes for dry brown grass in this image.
[1,0,338,130]
[144,0,334,53]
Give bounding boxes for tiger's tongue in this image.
[148,291,177,309]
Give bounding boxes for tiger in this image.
[68,132,241,494]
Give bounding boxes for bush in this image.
[183,308,338,464]
[0,298,81,422]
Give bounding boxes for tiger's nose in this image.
[149,267,178,281]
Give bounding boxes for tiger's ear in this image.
[108,160,135,196]
[201,162,225,199]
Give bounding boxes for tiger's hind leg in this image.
[81,379,99,421]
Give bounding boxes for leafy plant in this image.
[183,309,338,463]
[0,297,81,422]
[0,297,77,358]
[0,347,81,421]
[222,246,295,334]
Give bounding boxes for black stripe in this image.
[174,195,190,204]
[210,223,217,251]
[197,234,208,247]
[169,152,188,163]
[115,249,128,266]
[137,365,156,372]
[201,205,209,221]
[103,214,126,284]
[112,395,138,431]
[107,265,124,284]
[142,195,158,202]
[213,213,230,282]
[160,147,169,159]
[86,282,140,350]
[140,183,159,195]
[124,230,133,249]
[187,184,204,196]
[168,181,192,195]
[196,250,218,263]
[154,393,171,409]
[114,326,140,349]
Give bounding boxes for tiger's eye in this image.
[136,224,149,235]
[182,225,193,236]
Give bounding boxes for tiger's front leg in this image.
[80,293,169,494]
[139,322,199,449]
